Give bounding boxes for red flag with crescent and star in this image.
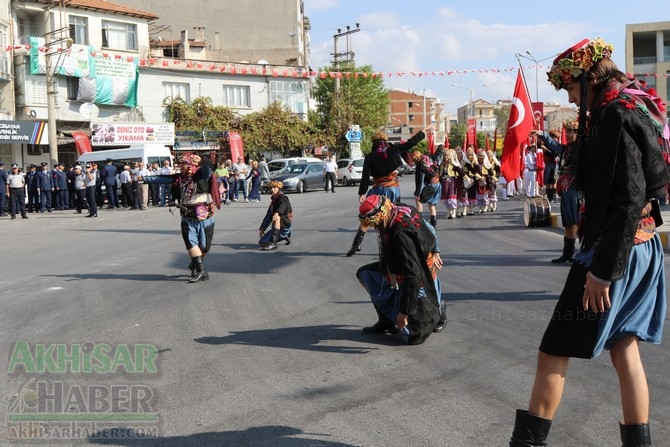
[501,69,534,182]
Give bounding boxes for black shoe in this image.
[21,215,28,219]
[284,234,291,245]
[346,245,361,257]
[188,261,196,278]
[551,254,574,263]
[434,301,447,332]
[10,216,16,220]
[362,320,398,334]
[86,214,97,218]
[262,243,278,251]
[189,270,209,283]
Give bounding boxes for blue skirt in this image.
[540,234,666,358]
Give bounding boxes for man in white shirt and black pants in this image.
[323,155,338,193]
[6,163,27,219]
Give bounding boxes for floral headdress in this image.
[359,195,393,228]
[547,38,614,90]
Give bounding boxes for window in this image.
[69,16,88,45]
[101,20,137,51]
[269,80,307,117]
[408,102,413,108]
[408,114,414,121]
[222,85,250,108]
[66,77,79,101]
[163,82,190,103]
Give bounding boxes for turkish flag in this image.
[427,131,435,154]
[72,132,92,155]
[467,119,476,149]
[501,69,534,182]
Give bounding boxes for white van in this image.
[77,145,173,167]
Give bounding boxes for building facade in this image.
[625,20,670,115]
[1,0,311,169]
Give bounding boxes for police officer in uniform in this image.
[37,162,54,212]
[25,164,40,212]
[6,163,27,219]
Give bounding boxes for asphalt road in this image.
[1,176,669,447]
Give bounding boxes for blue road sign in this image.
[346,130,362,142]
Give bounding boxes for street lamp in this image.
[515,50,554,103]
[451,83,487,121]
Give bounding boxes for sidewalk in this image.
[550,204,670,251]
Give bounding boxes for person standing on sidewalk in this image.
[6,164,27,219]
[506,37,669,447]
[323,155,338,193]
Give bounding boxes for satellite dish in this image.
[79,102,99,120]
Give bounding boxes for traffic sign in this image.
[346,130,362,142]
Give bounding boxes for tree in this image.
[240,102,312,159]
[311,64,389,156]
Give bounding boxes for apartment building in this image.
[386,89,442,143]
[625,21,670,113]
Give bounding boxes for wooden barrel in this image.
[523,197,552,227]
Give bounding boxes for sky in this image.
[302,0,668,115]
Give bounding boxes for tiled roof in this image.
[35,0,158,20]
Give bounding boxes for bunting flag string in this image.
[5,44,670,80]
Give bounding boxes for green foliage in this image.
[163,63,391,159]
[312,64,390,155]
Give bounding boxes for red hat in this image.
[547,38,613,90]
[359,195,384,217]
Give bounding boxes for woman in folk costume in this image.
[475,149,494,213]
[461,145,480,216]
[177,153,218,283]
[486,149,501,212]
[440,148,465,219]
[507,38,669,447]
[346,127,429,257]
[411,150,442,228]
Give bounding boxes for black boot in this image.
[509,409,552,447]
[620,423,651,447]
[363,306,398,334]
[546,188,555,203]
[551,237,575,263]
[262,228,279,251]
[188,260,196,278]
[434,300,447,332]
[188,256,209,283]
[429,215,437,228]
[346,229,365,257]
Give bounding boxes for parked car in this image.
[267,157,322,177]
[262,162,325,193]
[336,158,365,186]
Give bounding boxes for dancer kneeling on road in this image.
[258,180,292,251]
[355,195,446,345]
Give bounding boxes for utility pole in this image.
[331,23,360,93]
[42,2,72,165]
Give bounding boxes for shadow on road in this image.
[194,324,405,354]
[89,425,359,447]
